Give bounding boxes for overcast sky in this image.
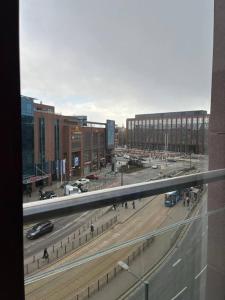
[20,0,213,126]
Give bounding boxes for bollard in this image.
[102,224,104,232]
[98,279,100,291]
[86,234,87,242]
[76,294,79,300]
[65,245,67,254]
[57,249,59,258]
[26,264,28,275]
[37,259,39,269]
[88,286,90,298]
[52,245,54,253]
[61,241,63,248]
[79,237,81,245]
[97,227,98,235]
[74,233,75,239]
[127,256,130,265]
[114,267,116,277]
[79,229,81,235]
[106,273,109,284]
[68,236,70,243]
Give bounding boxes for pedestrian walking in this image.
[42,248,49,259]
[132,201,135,209]
[183,198,186,206]
[113,203,117,211]
[186,196,190,207]
[125,202,128,209]
[90,223,95,234]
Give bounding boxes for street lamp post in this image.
[118,261,149,300]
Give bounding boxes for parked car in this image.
[75,178,90,185]
[80,186,88,193]
[39,190,57,200]
[86,174,99,180]
[26,220,54,239]
[64,185,81,196]
[152,165,158,169]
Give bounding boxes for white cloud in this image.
[20,0,213,126]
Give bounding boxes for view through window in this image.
[20,1,225,300]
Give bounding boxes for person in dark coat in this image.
[132,201,135,209]
[90,224,94,234]
[43,248,49,259]
[125,202,128,209]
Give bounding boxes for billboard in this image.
[106,120,115,149]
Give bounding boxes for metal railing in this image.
[23,169,225,223]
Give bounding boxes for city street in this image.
[24,158,206,264]
[25,190,194,299]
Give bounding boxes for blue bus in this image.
[164,190,181,207]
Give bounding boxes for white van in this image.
[64,185,81,196]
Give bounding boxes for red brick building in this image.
[31,101,114,189]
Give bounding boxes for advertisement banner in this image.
[106,120,115,149]
[74,157,79,167]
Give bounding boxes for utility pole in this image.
[120,165,124,186]
[165,132,168,166]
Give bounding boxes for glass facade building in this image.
[21,96,34,180]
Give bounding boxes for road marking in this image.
[171,286,187,300]
[172,258,182,267]
[195,265,207,279]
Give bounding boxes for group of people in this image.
[113,201,136,210]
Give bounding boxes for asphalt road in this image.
[23,209,101,259]
[128,199,208,300]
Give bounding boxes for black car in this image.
[72,183,88,193]
[26,220,54,239]
[80,186,88,193]
[39,190,57,200]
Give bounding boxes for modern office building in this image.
[21,96,35,180]
[126,110,209,154]
[21,97,115,189]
